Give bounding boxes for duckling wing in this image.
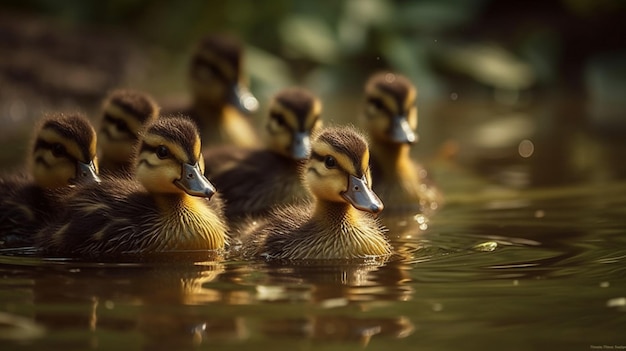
[0,174,57,247]
[36,178,154,255]
[209,150,308,220]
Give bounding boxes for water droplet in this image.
[450,92,458,101]
[518,139,534,158]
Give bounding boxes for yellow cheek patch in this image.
[407,107,418,130]
[303,102,323,131]
[192,139,201,162]
[361,149,370,176]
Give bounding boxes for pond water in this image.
[1,167,625,350]
[1,91,626,350]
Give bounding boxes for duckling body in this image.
[239,126,391,260]
[0,113,100,247]
[180,34,260,148]
[97,89,159,175]
[362,72,442,214]
[204,87,322,220]
[37,117,228,257]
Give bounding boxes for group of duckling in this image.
[0,34,441,262]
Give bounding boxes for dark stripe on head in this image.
[366,72,414,115]
[192,56,229,83]
[316,127,368,178]
[106,89,158,123]
[194,34,242,78]
[145,116,200,163]
[102,113,135,139]
[38,113,95,162]
[274,87,317,131]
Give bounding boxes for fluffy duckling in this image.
[97,89,159,175]
[239,126,391,261]
[361,72,442,214]
[184,34,260,148]
[37,116,228,257]
[0,113,100,247]
[204,87,322,220]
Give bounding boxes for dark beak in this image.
[175,162,216,199]
[72,160,101,184]
[291,131,311,160]
[390,115,417,144]
[342,175,384,214]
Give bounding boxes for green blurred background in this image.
[1,0,625,187]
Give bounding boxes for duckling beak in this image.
[175,162,216,199]
[291,131,311,160]
[342,175,384,214]
[230,83,259,114]
[390,115,417,144]
[72,160,101,184]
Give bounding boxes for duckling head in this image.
[305,127,383,214]
[362,72,418,145]
[135,116,216,198]
[189,34,258,114]
[97,89,159,168]
[265,87,323,160]
[30,112,100,189]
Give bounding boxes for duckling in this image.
[204,87,323,220]
[0,113,100,247]
[181,34,260,148]
[37,116,228,257]
[239,126,391,261]
[97,89,159,175]
[361,72,442,214]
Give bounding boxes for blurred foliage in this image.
[2,0,624,97]
[1,0,625,180]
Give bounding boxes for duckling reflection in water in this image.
[37,116,228,257]
[204,87,322,220]
[0,113,100,247]
[361,72,442,214]
[169,34,260,148]
[97,89,159,175]
[239,126,391,260]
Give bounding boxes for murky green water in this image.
[1,177,625,350]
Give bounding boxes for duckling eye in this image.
[51,143,66,157]
[114,118,129,132]
[324,156,337,169]
[156,145,170,159]
[271,112,287,128]
[367,97,385,111]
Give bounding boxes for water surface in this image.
[1,178,625,350]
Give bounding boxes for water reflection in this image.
[249,258,416,346]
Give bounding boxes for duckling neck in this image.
[312,200,356,224]
[151,193,227,250]
[371,141,414,179]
